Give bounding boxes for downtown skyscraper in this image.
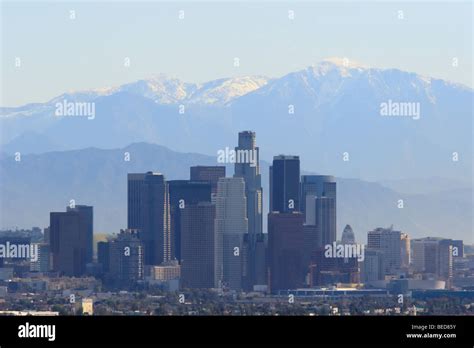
[270,155,300,213]
[180,202,216,289]
[234,131,263,237]
[300,175,336,215]
[301,175,337,246]
[268,212,305,293]
[108,229,144,286]
[168,180,212,262]
[214,177,248,291]
[367,227,404,276]
[190,166,226,202]
[128,172,171,265]
[67,204,94,264]
[411,237,454,283]
[233,131,264,289]
[50,205,93,277]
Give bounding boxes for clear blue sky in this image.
[1,0,472,106]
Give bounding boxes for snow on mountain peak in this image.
[188,76,269,105]
[308,57,367,78]
[4,58,470,118]
[322,57,367,68]
[96,74,269,105]
[117,75,194,104]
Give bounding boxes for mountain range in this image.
[1,58,471,183]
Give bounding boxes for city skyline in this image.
[0,1,472,345]
[23,130,471,278]
[0,127,471,243]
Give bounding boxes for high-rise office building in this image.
[438,239,454,281]
[234,131,263,236]
[424,241,439,275]
[168,180,212,262]
[367,227,404,276]
[67,205,93,264]
[180,202,216,289]
[214,177,248,290]
[300,175,336,214]
[108,229,144,285]
[50,205,93,276]
[411,239,426,272]
[128,172,170,265]
[190,166,226,201]
[411,237,454,282]
[361,249,384,282]
[301,175,337,247]
[315,196,337,246]
[270,155,300,213]
[268,212,305,292]
[233,131,263,289]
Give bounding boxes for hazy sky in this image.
[1,1,472,106]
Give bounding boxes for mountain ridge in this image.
[2,58,471,113]
[0,58,471,183]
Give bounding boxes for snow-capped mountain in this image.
[112,74,269,105]
[238,57,461,109]
[0,58,471,183]
[116,74,195,104]
[0,74,269,117]
[1,57,466,115]
[187,76,269,105]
